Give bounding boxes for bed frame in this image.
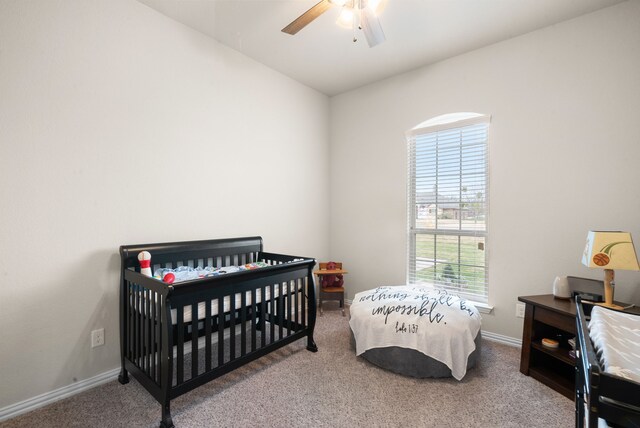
[118,237,317,428]
[575,297,640,428]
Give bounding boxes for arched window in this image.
[406,113,490,302]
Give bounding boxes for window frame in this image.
[406,113,490,303]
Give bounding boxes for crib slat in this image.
[287,281,292,336]
[151,290,156,380]
[156,294,162,384]
[191,302,198,379]
[146,288,152,375]
[141,289,145,373]
[295,279,300,331]
[218,298,224,367]
[270,283,275,344]
[128,283,134,361]
[205,299,212,372]
[251,288,257,352]
[177,306,184,385]
[143,290,147,374]
[302,278,307,328]
[141,287,146,371]
[135,284,140,367]
[140,286,145,370]
[229,294,236,361]
[278,282,284,340]
[260,286,266,348]
[132,284,137,365]
[241,292,247,356]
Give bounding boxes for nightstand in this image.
[518,294,578,399]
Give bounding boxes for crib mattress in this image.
[589,306,640,383]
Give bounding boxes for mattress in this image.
[588,306,640,383]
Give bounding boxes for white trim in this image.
[473,301,494,314]
[406,113,491,137]
[0,367,120,422]
[481,330,522,347]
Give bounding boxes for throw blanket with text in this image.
[349,285,481,380]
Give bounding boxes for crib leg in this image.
[118,368,129,385]
[306,335,318,353]
[160,403,174,428]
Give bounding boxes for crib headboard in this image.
[119,236,264,271]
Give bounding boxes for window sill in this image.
[470,301,493,314]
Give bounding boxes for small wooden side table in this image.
[314,265,348,316]
[518,294,640,400]
[518,294,577,399]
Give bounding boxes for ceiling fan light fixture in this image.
[336,8,355,29]
[282,0,386,47]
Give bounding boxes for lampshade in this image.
[582,231,640,271]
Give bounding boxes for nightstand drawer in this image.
[534,307,575,334]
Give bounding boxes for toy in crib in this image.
[152,262,269,284]
[153,266,210,283]
[162,272,176,284]
[138,251,152,277]
[239,262,269,270]
[321,261,344,288]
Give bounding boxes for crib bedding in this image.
[589,306,640,383]
[349,285,481,380]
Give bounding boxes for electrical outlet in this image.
[91,328,105,348]
[516,303,525,318]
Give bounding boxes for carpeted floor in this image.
[1,305,574,427]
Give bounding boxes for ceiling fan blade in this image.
[360,6,385,47]
[282,0,333,35]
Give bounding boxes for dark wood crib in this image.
[118,237,317,428]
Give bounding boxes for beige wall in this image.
[3,0,640,414]
[329,1,640,339]
[0,0,330,408]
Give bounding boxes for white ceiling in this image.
[137,0,624,96]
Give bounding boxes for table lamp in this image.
[582,231,639,310]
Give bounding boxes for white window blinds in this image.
[407,114,490,302]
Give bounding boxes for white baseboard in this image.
[481,330,522,347]
[0,367,120,422]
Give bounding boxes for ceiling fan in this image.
[281,0,386,47]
